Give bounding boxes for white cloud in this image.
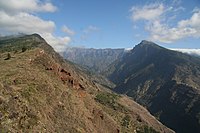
[131,3,200,43]
[171,48,200,56]
[43,33,71,52]
[0,0,57,13]
[62,25,75,36]
[148,10,200,43]
[178,11,200,30]
[0,0,70,52]
[147,20,197,43]
[130,4,164,21]
[124,48,132,51]
[83,25,99,33]
[0,11,55,34]
[193,7,200,13]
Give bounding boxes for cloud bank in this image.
[172,48,200,57]
[130,2,200,43]
[0,0,70,52]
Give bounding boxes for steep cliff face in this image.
[63,47,125,73]
[0,35,173,133]
[106,40,200,133]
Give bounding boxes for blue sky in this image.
[0,0,200,51]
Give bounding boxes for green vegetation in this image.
[95,92,119,104]
[138,126,159,133]
[0,35,42,53]
[121,115,131,128]
[95,92,125,111]
[21,46,27,52]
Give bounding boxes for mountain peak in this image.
[141,40,153,44]
[31,33,43,39]
[133,40,164,51]
[139,40,159,47]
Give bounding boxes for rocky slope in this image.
[106,40,200,133]
[62,47,125,73]
[0,35,173,133]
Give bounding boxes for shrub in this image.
[22,47,27,52]
[4,53,11,60]
[121,115,131,128]
[137,125,159,133]
[95,92,118,106]
[95,92,127,111]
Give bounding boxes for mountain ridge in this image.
[0,34,174,133]
[106,40,200,133]
[63,47,126,73]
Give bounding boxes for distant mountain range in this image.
[62,47,126,73]
[62,46,200,76]
[106,40,200,133]
[0,34,173,133]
